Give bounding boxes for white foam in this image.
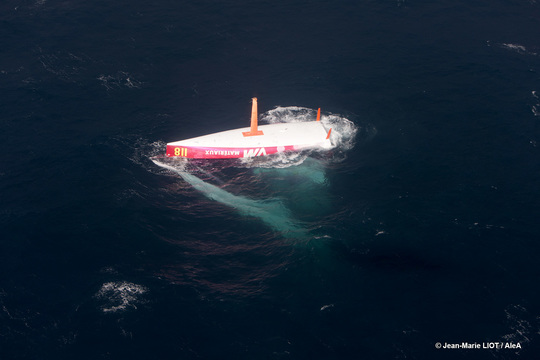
[500,304,532,354]
[501,43,527,52]
[532,91,539,117]
[98,71,142,91]
[321,114,359,153]
[37,50,88,82]
[500,43,537,56]
[261,106,318,124]
[94,281,147,313]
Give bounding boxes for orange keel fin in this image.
[316,108,321,121]
[326,128,332,140]
[242,97,264,137]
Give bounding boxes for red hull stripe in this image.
[166,145,297,159]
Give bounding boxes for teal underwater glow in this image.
[152,159,309,238]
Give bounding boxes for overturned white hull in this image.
[166,98,332,159]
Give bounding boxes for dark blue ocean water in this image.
[2,0,540,359]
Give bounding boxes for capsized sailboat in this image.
[166,98,333,159]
